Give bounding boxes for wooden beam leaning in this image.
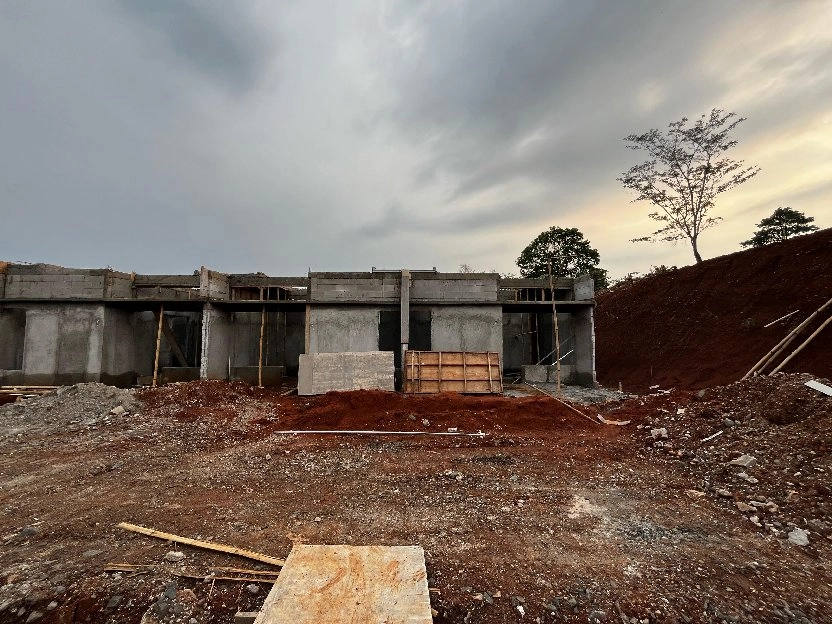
[117,522,285,567]
[743,296,832,379]
[152,305,164,387]
[769,313,832,375]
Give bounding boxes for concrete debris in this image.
[729,454,758,468]
[788,528,809,546]
[737,472,759,484]
[650,428,668,440]
[164,551,185,563]
[110,405,126,416]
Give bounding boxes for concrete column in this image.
[400,270,410,363]
[572,305,596,387]
[201,303,232,379]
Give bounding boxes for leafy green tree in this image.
[516,226,608,290]
[619,109,760,263]
[740,207,819,248]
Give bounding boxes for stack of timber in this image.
[0,386,58,401]
[404,351,503,394]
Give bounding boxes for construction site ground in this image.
[1,375,830,624]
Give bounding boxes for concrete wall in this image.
[105,273,134,299]
[99,308,177,385]
[0,308,26,370]
[226,310,304,373]
[101,308,137,385]
[502,312,578,373]
[429,306,503,360]
[310,275,399,302]
[16,304,105,384]
[1,265,138,300]
[298,351,394,395]
[412,276,498,302]
[200,267,230,300]
[574,275,595,301]
[308,306,381,353]
[522,364,577,384]
[5,273,106,299]
[502,313,531,372]
[308,273,499,303]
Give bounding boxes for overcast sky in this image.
[2,1,830,278]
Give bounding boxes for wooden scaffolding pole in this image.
[152,305,164,387]
[548,261,561,395]
[769,314,832,375]
[743,296,832,379]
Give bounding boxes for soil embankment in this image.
[595,228,832,392]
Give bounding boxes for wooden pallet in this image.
[404,351,502,394]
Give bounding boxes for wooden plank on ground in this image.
[254,545,431,624]
[117,523,285,567]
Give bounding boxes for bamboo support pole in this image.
[152,305,164,387]
[769,314,832,375]
[743,297,832,379]
[524,382,600,424]
[548,261,561,395]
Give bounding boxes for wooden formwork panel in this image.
[404,351,502,394]
[254,545,432,624]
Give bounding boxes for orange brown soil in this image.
[595,228,832,393]
[1,376,830,623]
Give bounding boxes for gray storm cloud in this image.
[1,1,829,277]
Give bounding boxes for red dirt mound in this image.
[138,381,595,437]
[596,228,832,392]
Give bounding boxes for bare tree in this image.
[619,109,760,263]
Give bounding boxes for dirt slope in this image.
[595,228,832,392]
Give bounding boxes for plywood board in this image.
[254,545,432,624]
[404,350,502,394]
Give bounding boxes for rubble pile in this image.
[614,373,832,546]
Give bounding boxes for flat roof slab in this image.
[254,545,432,624]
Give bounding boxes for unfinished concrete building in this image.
[0,263,596,388]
